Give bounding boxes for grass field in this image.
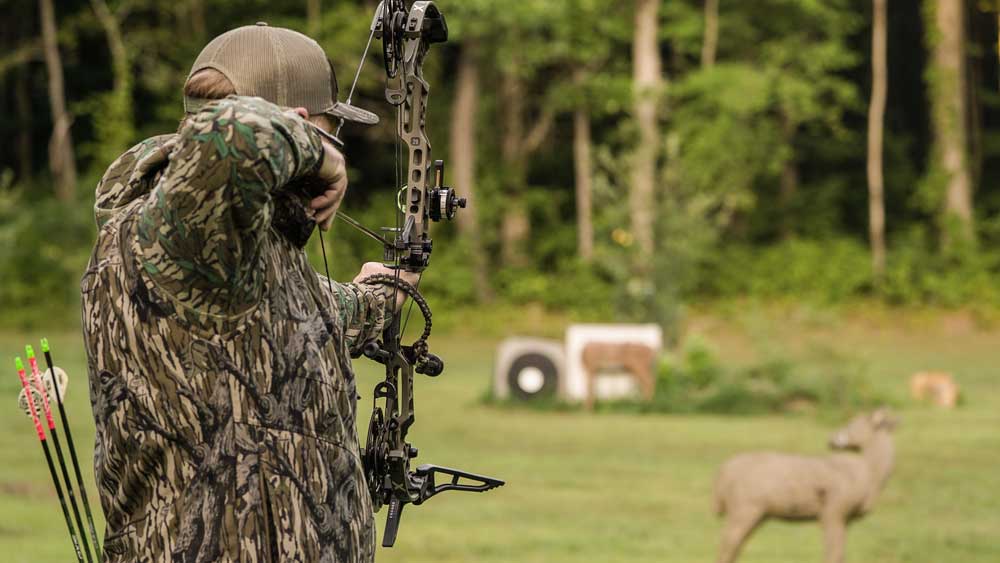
[1,305,998,562]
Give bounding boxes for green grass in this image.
[1,305,998,562]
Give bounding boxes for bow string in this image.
[316,1,504,548]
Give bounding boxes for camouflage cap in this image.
[184,22,378,125]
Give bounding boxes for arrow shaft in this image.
[44,346,104,561]
[28,354,95,563]
[17,360,85,563]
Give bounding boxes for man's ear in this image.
[292,107,309,119]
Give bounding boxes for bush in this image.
[882,227,1000,306]
[0,189,95,328]
[695,235,1000,307]
[697,237,872,303]
[606,337,886,416]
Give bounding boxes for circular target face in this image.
[507,353,558,400]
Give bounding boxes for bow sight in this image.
[332,0,504,548]
[375,0,461,272]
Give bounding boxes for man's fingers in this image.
[318,141,348,186]
[309,181,347,209]
[315,205,339,228]
[310,191,336,209]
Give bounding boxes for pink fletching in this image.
[27,355,56,430]
[16,364,46,441]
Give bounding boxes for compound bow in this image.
[320,0,504,548]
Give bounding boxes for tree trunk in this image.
[91,0,134,161]
[449,42,494,302]
[631,0,662,263]
[190,0,206,41]
[967,4,983,192]
[15,66,33,183]
[867,0,888,280]
[701,0,719,67]
[495,43,555,270]
[39,0,77,201]
[925,0,974,245]
[779,110,798,239]
[573,69,594,263]
[499,67,530,268]
[307,0,321,36]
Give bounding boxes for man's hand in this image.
[353,262,420,310]
[288,107,348,231]
[310,140,348,231]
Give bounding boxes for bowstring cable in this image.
[394,98,403,347]
[319,232,334,297]
[400,274,422,336]
[323,6,380,295]
[393,23,406,348]
[335,8,380,139]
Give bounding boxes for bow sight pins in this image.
[14,341,102,563]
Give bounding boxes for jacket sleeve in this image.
[320,276,395,355]
[135,96,325,314]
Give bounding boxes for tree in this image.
[39,0,77,201]
[631,0,662,263]
[671,0,860,241]
[701,0,719,68]
[89,0,135,166]
[572,67,595,262]
[449,40,494,302]
[494,25,557,268]
[307,0,321,36]
[867,0,888,279]
[15,67,33,183]
[554,0,628,264]
[925,0,974,245]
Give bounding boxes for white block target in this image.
[493,338,564,400]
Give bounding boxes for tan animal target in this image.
[910,371,959,408]
[580,342,657,409]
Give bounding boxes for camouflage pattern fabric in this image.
[82,96,392,562]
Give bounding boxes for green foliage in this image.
[698,238,873,303]
[882,227,1000,306]
[694,235,1000,307]
[2,0,1000,326]
[615,336,886,416]
[494,259,616,317]
[75,87,136,167]
[0,190,94,327]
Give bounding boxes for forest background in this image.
[2,0,999,328]
[2,2,1000,562]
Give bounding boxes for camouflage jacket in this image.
[81,96,391,563]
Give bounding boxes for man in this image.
[82,23,413,562]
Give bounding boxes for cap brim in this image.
[326,102,379,125]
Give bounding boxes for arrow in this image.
[15,356,86,563]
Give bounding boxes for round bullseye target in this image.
[507,353,558,400]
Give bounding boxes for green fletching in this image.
[15,357,23,371]
[40,338,49,352]
[25,345,35,359]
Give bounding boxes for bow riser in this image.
[339,0,503,548]
[396,70,432,272]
